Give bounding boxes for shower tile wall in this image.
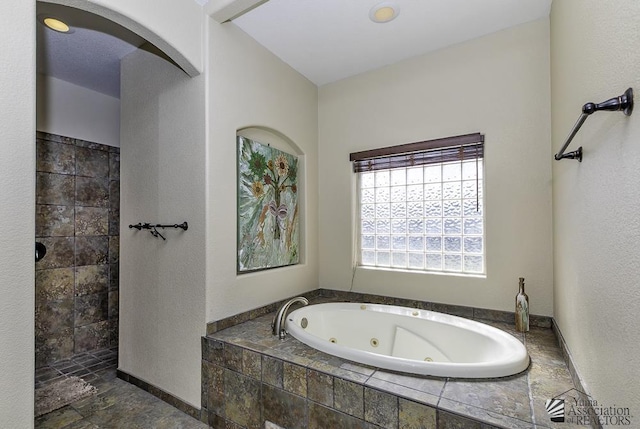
[35,131,119,368]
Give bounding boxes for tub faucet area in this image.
[272,296,309,339]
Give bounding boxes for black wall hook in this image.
[555,88,633,162]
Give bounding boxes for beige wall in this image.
[37,74,121,147]
[319,19,553,316]
[120,49,206,407]
[551,0,640,415]
[206,19,319,322]
[0,0,35,426]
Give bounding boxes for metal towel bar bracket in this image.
[555,88,633,162]
[128,222,188,240]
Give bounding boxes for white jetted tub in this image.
[286,302,529,378]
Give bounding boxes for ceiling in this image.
[233,0,552,86]
[37,3,146,98]
[36,0,552,98]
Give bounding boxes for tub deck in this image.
[203,302,581,429]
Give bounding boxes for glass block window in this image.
[352,133,484,275]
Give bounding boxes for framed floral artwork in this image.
[237,136,299,272]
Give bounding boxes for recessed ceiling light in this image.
[370,2,400,24]
[43,17,71,33]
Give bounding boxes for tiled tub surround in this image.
[203,291,579,429]
[35,131,120,367]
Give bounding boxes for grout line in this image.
[436,378,448,408]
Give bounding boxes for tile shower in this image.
[35,131,119,368]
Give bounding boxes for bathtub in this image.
[286,302,529,378]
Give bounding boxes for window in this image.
[351,133,484,275]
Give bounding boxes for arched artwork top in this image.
[237,126,304,156]
[38,0,202,77]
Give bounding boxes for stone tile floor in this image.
[35,349,207,429]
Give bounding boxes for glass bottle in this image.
[515,277,529,332]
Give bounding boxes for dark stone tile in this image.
[335,377,364,419]
[364,387,398,429]
[75,265,109,296]
[57,364,84,375]
[108,291,119,319]
[224,344,243,372]
[75,320,111,353]
[432,303,474,318]
[35,366,62,380]
[308,402,369,429]
[34,405,83,428]
[62,419,102,428]
[108,208,120,236]
[36,140,76,174]
[217,312,251,331]
[204,339,225,365]
[73,354,100,366]
[109,263,119,291]
[440,375,531,423]
[206,322,218,335]
[366,376,440,408]
[437,410,485,429]
[204,361,225,415]
[436,400,522,429]
[35,299,74,336]
[76,177,109,208]
[37,172,75,206]
[303,351,371,385]
[201,360,209,410]
[146,384,202,421]
[74,138,110,151]
[525,326,559,351]
[209,413,244,429]
[243,349,262,379]
[109,152,120,181]
[36,205,74,237]
[370,370,445,398]
[108,319,119,348]
[75,236,109,266]
[36,131,63,144]
[263,384,307,429]
[530,314,552,329]
[109,236,119,264]
[75,207,109,236]
[76,146,109,178]
[224,369,262,429]
[263,355,284,388]
[35,332,74,367]
[283,362,307,397]
[109,179,119,210]
[308,369,334,407]
[36,268,74,302]
[75,293,108,326]
[473,308,514,324]
[398,398,436,429]
[36,237,75,270]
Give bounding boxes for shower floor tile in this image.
[35,347,207,429]
[35,371,207,429]
[35,347,118,389]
